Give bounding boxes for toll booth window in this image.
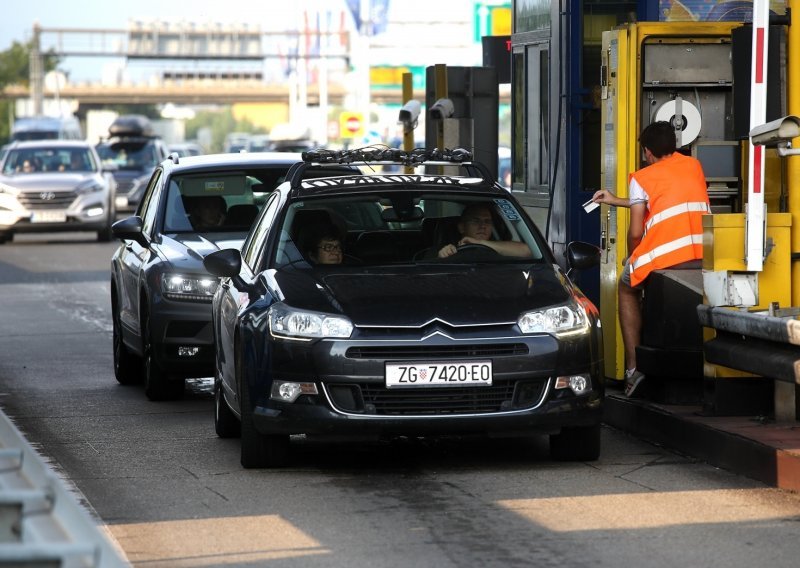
[527,45,549,193]
[512,42,550,199]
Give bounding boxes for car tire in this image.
[0,232,11,244]
[97,203,114,242]
[142,309,184,401]
[549,423,601,461]
[112,299,143,385]
[239,361,289,468]
[214,375,240,438]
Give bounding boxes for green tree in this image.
[0,40,58,142]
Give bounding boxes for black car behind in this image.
[110,151,305,400]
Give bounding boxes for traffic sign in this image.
[339,112,365,139]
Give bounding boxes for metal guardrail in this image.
[698,304,800,384]
[0,411,129,567]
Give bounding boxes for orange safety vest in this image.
[628,152,709,287]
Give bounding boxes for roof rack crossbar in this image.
[287,146,494,189]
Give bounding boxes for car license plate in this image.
[31,211,67,223]
[385,361,492,388]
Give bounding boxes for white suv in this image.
[0,140,117,243]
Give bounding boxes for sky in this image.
[1,0,352,82]
[1,0,287,46]
[1,1,480,82]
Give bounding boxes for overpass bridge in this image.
[18,21,413,112]
[3,81,411,106]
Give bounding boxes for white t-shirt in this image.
[629,176,649,208]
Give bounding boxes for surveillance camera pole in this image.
[789,0,800,307]
[30,22,44,116]
[402,72,414,174]
[434,63,448,175]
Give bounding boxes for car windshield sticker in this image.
[205,181,225,192]
[494,198,520,221]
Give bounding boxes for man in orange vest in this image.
[591,121,709,397]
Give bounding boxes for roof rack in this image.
[286,146,494,189]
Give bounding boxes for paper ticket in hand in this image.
[582,198,599,213]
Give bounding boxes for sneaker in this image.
[624,369,647,398]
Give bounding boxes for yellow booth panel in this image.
[702,212,792,310]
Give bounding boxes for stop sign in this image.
[339,112,364,139]
[346,115,361,134]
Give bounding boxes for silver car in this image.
[0,140,117,243]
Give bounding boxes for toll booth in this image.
[599,22,740,388]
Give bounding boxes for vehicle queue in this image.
[108,146,604,468]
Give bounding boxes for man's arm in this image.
[459,237,531,257]
[628,202,646,254]
[592,189,631,208]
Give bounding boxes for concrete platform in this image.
[603,385,800,492]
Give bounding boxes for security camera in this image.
[429,98,455,120]
[749,115,800,147]
[398,100,421,133]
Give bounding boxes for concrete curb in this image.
[603,393,800,491]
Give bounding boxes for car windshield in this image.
[274,193,547,268]
[2,147,98,175]
[162,169,289,233]
[97,140,158,171]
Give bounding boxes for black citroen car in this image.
[204,148,604,468]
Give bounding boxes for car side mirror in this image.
[566,241,601,273]
[111,216,148,247]
[203,248,242,278]
[203,249,254,294]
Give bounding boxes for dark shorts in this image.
[620,258,702,289]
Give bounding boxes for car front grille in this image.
[324,378,547,416]
[116,180,135,195]
[346,343,529,360]
[18,191,77,210]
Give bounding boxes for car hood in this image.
[161,233,248,270]
[0,173,99,191]
[111,169,151,181]
[273,263,574,327]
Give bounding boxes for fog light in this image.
[270,381,318,403]
[85,206,104,217]
[178,346,200,357]
[554,374,592,395]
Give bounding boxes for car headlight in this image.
[0,183,19,195]
[269,303,353,340]
[517,301,590,338]
[75,180,105,195]
[162,274,219,301]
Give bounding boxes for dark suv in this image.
[97,115,169,214]
[110,151,305,400]
[203,148,604,468]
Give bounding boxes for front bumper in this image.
[253,389,603,438]
[247,328,604,439]
[0,198,111,233]
[150,296,215,378]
